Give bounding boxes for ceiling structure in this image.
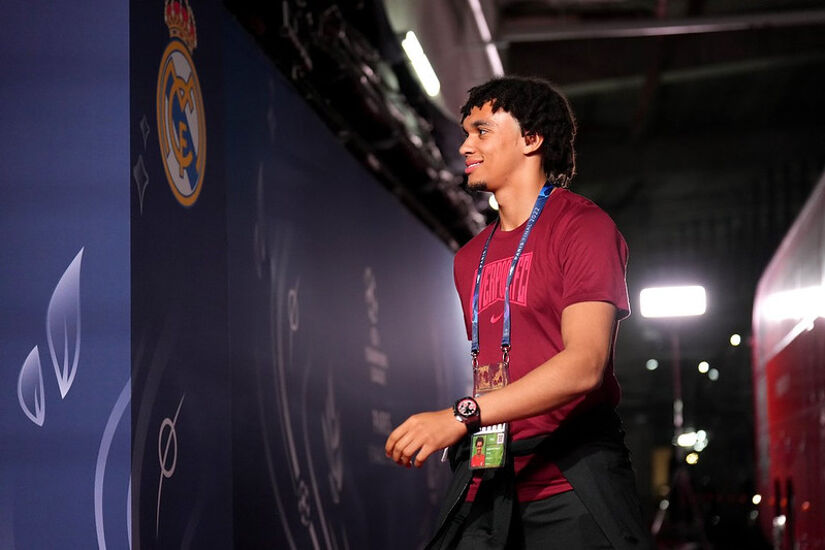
[226,0,825,530]
[472,0,825,427]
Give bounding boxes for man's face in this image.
[460,101,526,192]
[475,440,484,454]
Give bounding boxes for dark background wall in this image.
[223,20,469,549]
[2,0,468,548]
[129,1,470,549]
[130,0,233,547]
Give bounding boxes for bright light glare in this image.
[773,515,786,527]
[694,430,708,451]
[640,286,707,318]
[752,494,762,505]
[646,359,659,371]
[730,333,742,346]
[677,430,709,451]
[677,432,697,448]
[488,194,499,211]
[761,286,825,321]
[686,452,699,465]
[761,286,825,322]
[659,499,669,510]
[401,31,441,97]
[698,361,710,374]
[708,368,719,381]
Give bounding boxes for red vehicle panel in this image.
[753,172,825,549]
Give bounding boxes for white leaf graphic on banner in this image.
[17,346,45,426]
[47,247,83,398]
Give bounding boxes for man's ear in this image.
[522,132,544,154]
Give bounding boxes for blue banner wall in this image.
[4,0,469,547]
[130,0,233,548]
[0,2,131,549]
[223,20,470,549]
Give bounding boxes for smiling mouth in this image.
[465,161,482,174]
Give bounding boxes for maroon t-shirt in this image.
[453,188,630,502]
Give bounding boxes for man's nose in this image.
[459,136,473,156]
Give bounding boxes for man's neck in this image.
[494,175,548,231]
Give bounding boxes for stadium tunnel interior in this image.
[1,0,824,548]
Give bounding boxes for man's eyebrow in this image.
[463,119,493,132]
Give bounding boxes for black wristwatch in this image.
[453,396,481,433]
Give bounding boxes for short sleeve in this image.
[453,252,473,340]
[557,206,630,319]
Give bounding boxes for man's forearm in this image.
[473,300,616,426]
[474,345,606,426]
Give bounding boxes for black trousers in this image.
[427,407,653,550]
[453,490,614,550]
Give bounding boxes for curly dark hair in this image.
[460,76,577,188]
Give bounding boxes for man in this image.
[470,437,486,468]
[385,77,651,549]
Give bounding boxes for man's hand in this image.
[384,408,467,468]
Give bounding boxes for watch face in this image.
[457,398,478,417]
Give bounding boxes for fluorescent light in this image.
[677,432,698,448]
[677,430,710,451]
[639,285,707,318]
[467,0,504,76]
[484,43,504,77]
[401,31,441,97]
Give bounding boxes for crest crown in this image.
[164,0,197,51]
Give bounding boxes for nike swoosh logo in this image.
[489,311,503,324]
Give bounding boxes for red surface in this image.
[758,318,825,548]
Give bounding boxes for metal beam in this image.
[498,9,825,43]
[560,52,825,97]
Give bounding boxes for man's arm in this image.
[384,300,617,467]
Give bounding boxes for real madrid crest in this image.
[157,0,206,207]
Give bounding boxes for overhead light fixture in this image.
[401,31,441,97]
[730,333,742,346]
[640,285,707,318]
[467,0,504,76]
[676,429,709,452]
[676,432,698,448]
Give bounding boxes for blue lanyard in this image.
[470,183,555,362]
